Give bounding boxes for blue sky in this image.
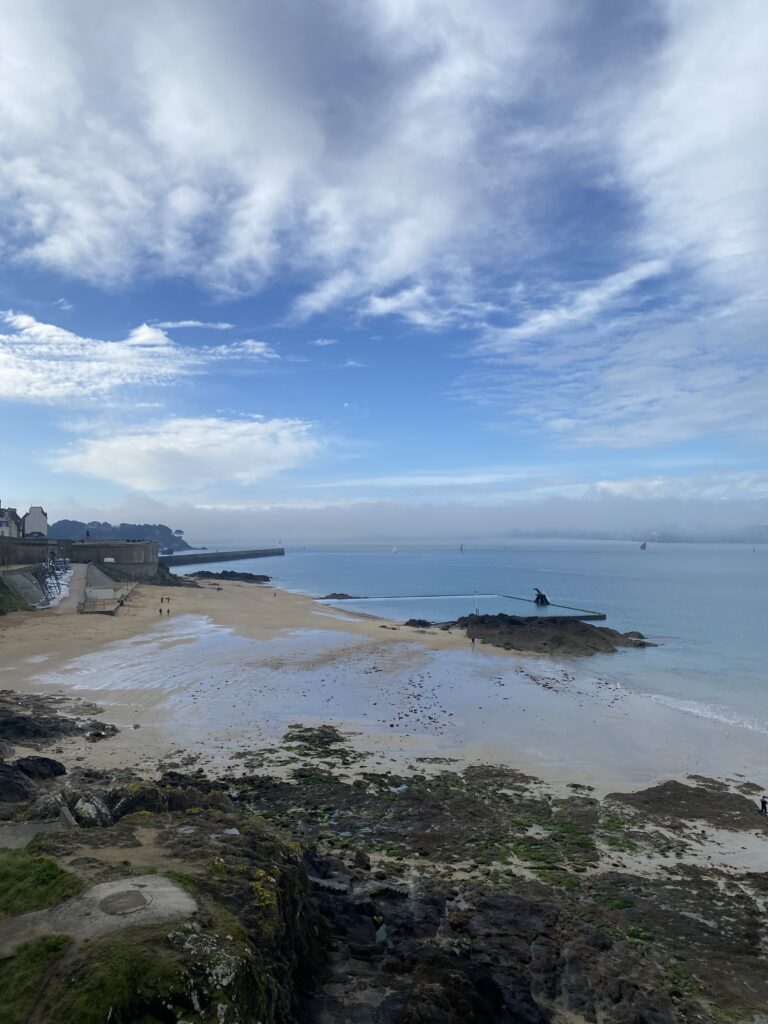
[0,0,766,542]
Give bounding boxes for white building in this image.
[0,505,22,537]
[22,505,48,537]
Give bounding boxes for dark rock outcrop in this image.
[14,756,67,780]
[0,705,77,744]
[0,691,118,747]
[609,778,766,829]
[0,762,37,803]
[0,753,761,1022]
[453,613,654,656]
[187,570,271,584]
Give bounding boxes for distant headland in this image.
[48,520,192,553]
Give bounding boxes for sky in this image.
[0,0,766,543]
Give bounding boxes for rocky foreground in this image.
[1,707,767,1023]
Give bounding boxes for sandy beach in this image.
[2,579,767,797]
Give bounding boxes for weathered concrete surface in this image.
[0,821,63,849]
[0,875,196,958]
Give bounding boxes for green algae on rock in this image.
[2,804,325,1024]
[0,935,72,1024]
[2,736,768,1022]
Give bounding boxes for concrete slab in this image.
[0,874,197,958]
[0,822,63,849]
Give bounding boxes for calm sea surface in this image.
[172,541,767,732]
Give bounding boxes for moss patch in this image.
[0,850,82,919]
[0,935,72,1024]
[38,930,191,1024]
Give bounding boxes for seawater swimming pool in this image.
[318,592,605,621]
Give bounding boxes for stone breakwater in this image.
[159,547,284,567]
[1,714,767,1023]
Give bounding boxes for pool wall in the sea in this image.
[319,593,601,621]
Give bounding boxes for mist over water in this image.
[173,540,768,729]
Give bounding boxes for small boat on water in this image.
[640,541,647,550]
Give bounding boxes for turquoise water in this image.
[172,541,767,728]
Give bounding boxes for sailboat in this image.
[459,543,464,552]
[392,546,397,553]
[640,541,647,550]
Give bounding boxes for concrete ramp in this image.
[2,568,46,606]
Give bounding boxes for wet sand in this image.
[1,580,766,796]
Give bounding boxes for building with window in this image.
[0,504,22,538]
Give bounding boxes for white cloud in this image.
[51,415,322,490]
[477,261,666,353]
[594,471,768,502]
[315,468,552,489]
[364,285,452,329]
[205,338,279,360]
[343,359,365,368]
[457,298,768,447]
[0,1,766,463]
[0,311,189,400]
[618,0,768,293]
[0,1,556,305]
[310,337,338,347]
[0,311,278,402]
[153,320,234,330]
[0,1,764,341]
[191,468,768,511]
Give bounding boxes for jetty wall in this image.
[160,547,284,567]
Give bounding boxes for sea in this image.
[170,540,768,738]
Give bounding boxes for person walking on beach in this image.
[159,607,163,616]
[759,795,768,815]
